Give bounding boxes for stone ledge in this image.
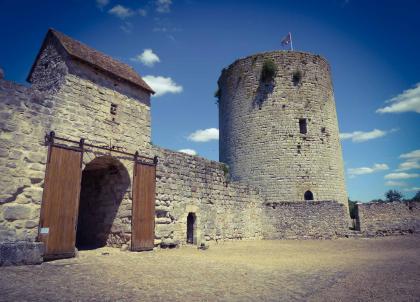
[0,241,44,266]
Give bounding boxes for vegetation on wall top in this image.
[260,59,277,83]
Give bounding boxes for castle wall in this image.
[0,80,50,244]
[218,51,348,209]
[0,42,152,250]
[263,201,349,239]
[152,147,265,246]
[356,202,420,236]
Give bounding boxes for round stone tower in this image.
[218,51,348,207]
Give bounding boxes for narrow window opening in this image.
[304,190,314,201]
[187,212,196,244]
[321,127,326,134]
[299,118,307,134]
[110,103,118,115]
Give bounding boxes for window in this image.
[110,103,118,115]
[304,190,314,201]
[299,118,307,134]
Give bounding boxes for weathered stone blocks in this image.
[356,201,420,236]
[3,204,32,221]
[218,51,348,209]
[0,241,44,266]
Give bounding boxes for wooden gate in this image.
[38,145,83,260]
[131,159,156,251]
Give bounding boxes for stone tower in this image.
[218,51,348,208]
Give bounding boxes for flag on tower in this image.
[281,32,293,50]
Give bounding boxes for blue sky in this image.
[0,0,419,201]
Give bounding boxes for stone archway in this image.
[76,156,130,250]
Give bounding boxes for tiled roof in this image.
[29,29,154,94]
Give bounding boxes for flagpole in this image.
[290,32,293,51]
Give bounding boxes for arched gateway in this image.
[76,156,130,250]
[38,132,157,260]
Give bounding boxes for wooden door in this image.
[131,161,156,251]
[38,145,83,260]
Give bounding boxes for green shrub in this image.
[261,59,277,82]
[348,199,357,219]
[222,164,230,180]
[292,70,303,86]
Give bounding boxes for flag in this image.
[281,32,293,50]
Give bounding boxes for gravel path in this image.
[1,236,420,301]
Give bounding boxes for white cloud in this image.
[384,172,419,180]
[188,128,219,142]
[96,0,109,9]
[138,9,147,16]
[156,0,172,13]
[131,49,160,67]
[178,149,197,156]
[377,83,420,114]
[395,149,420,171]
[397,160,420,171]
[108,5,135,19]
[339,129,395,143]
[403,187,420,192]
[348,163,389,177]
[400,149,420,160]
[143,75,182,97]
[385,181,407,187]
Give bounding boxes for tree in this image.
[385,190,403,202]
[370,198,385,203]
[348,198,357,219]
[412,191,420,202]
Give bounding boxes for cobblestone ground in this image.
[1,236,420,302]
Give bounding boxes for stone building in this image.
[0,29,350,266]
[218,52,348,207]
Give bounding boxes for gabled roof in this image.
[27,29,154,94]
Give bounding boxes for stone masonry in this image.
[355,201,420,236]
[218,51,348,209]
[263,200,349,239]
[0,29,356,265]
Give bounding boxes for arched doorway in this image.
[76,156,130,250]
[187,213,196,244]
[304,190,314,201]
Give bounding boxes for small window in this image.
[110,103,118,115]
[304,190,314,201]
[187,213,196,244]
[299,118,307,134]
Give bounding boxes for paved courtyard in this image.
[1,235,420,301]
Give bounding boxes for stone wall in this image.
[1,40,152,249]
[356,202,420,236]
[1,35,355,267]
[218,51,348,209]
[152,147,265,246]
[263,201,349,239]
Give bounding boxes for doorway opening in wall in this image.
[187,212,196,244]
[304,190,314,201]
[76,156,130,250]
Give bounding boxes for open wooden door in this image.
[38,145,83,260]
[131,160,156,251]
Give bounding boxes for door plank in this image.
[132,162,156,251]
[38,145,82,260]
